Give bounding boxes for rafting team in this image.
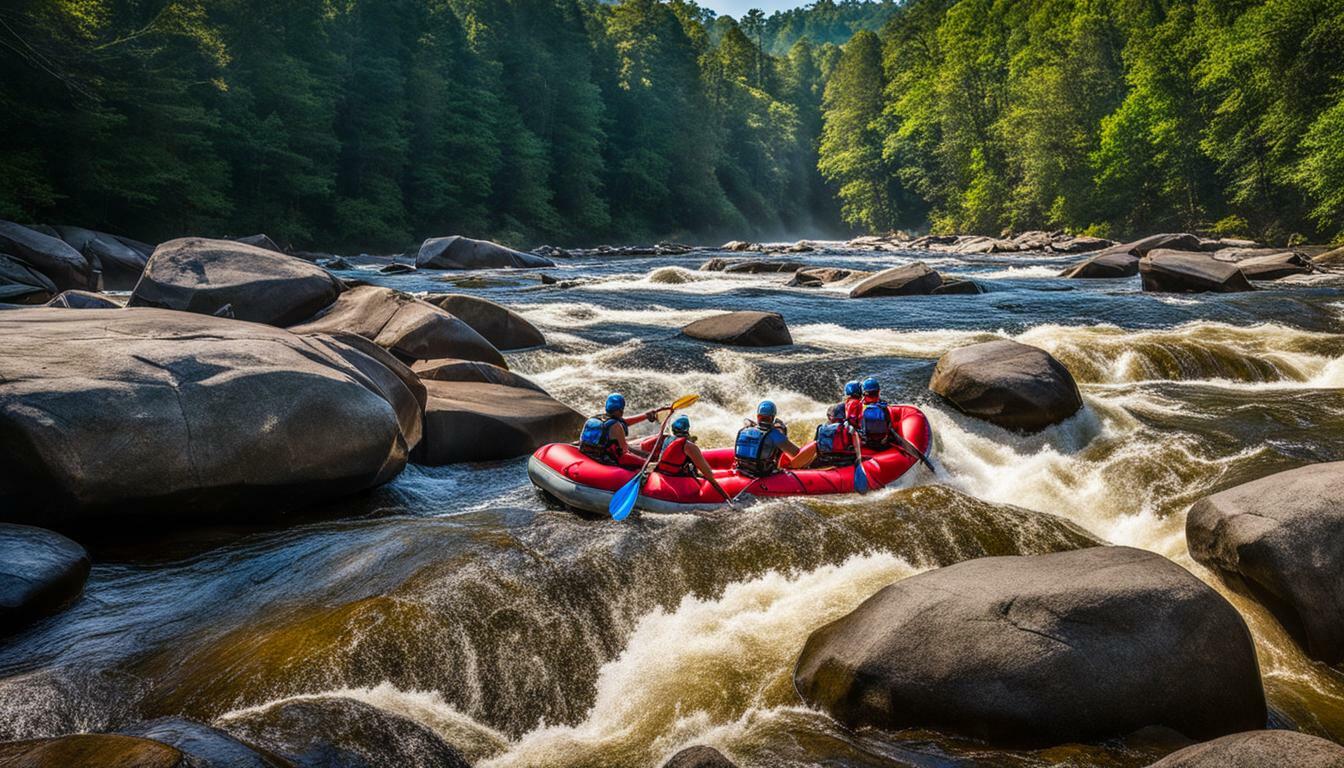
[576,378,899,493]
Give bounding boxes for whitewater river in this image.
[3,244,1344,766]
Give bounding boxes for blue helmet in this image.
[862,377,881,394]
[844,380,862,398]
[605,393,626,414]
[671,415,690,435]
[757,400,777,419]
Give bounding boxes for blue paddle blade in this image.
[853,461,869,494]
[610,474,642,520]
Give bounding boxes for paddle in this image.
[609,394,700,521]
[892,431,936,474]
[852,427,870,494]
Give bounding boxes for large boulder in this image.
[1315,245,1344,267]
[412,359,546,393]
[0,253,58,303]
[929,340,1083,432]
[129,238,343,326]
[233,234,283,253]
[417,235,554,270]
[1121,232,1203,256]
[416,380,585,465]
[289,286,506,367]
[51,225,151,290]
[1147,730,1344,767]
[119,718,293,768]
[0,220,93,291]
[45,290,122,309]
[1233,251,1314,280]
[0,309,415,527]
[0,734,189,767]
[787,267,863,287]
[1060,251,1140,279]
[662,745,738,768]
[218,696,469,768]
[1049,235,1113,254]
[849,262,943,298]
[1186,461,1344,663]
[0,523,90,634]
[1140,251,1255,293]
[304,332,426,453]
[424,294,544,350]
[682,311,792,347]
[794,546,1266,745]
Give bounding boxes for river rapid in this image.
[3,244,1344,766]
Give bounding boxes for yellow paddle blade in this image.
[670,394,699,410]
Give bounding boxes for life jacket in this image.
[654,436,696,477]
[859,400,893,448]
[844,398,864,429]
[579,415,624,463]
[814,421,856,466]
[735,420,785,477]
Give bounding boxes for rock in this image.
[0,253,59,303]
[424,294,545,350]
[45,290,122,309]
[1048,235,1113,254]
[682,311,792,347]
[378,262,416,275]
[954,236,1019,254]
[119,718,293,768]
[51,225,151,290]
[412,359,547,393]
[931,278,983,295]
[0,734,189,767]
[1315,245,1344,267]
[786,267,861,287]
[416,380,585,465]
[1012,231,1053,250]
[1234,251,1314,280]
[1140,250,1255,293]
[1187,461,1344,663]
[724,260,804,274]
[0,523,89,634]
[219,696,468,768]
[929,340,1083,432]
[720,240,759,252]
[849,262,943,298]
[416,235,555,270]
[538,273,558,285]
[0,308,414,526]
[305,332,426,453]
[909,234,959,248]
[662,745,738,768]
[794,546,1265,745]
[776,241,815,253]
[288,286,505,367]
[128,238,344,326]
[319,256,353,270]
[1146,730,1344,768]
[1210,247,1286,262]
[1121,232,1204,256]
[1060,251,1140,279]
[0,220,93,291]
[234,234,283,253]
[1199,237,1261,252]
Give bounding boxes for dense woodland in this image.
[1,0,1342,250]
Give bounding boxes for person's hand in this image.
[643,410,659,422]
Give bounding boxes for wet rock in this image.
[219,696,469,768]
[0,523,90,634]
[1060,251,1139,279]
[776,241,815,253]
[1187,461,1344,663]
[1147,730,1344,767]
[1314,245,1344,267]
[1140,250,1255,293]
[378,262,416,275]
[787,267,862,287]
[1048,235,1113,254]
[931,278,983,295]
[234,234,283,253]
[1121,232,1204,256]
[416,380,585,465]
[699,258,802,274]
[424,294,545,350]
[1011,231,1053,250]
[305,332,426,453]
[662,745,738,768]
[0,733,189,767]
[538,273,558,285]
[129,238,343,326]
[319,256,353,270]
[908,234,959,248]
[720,240,759,252]
[1199,237,1261,252]
[45,290,122,309]
[413,359,547,393]
[1233,251,1314,280]
[51,225,152,290]
[417,235,555,270]
[682,311,792,347]
[289,286,506,367]
[0,308,413,527]
[0,220,93,291]
[119,717,293,768]
[849,262,943,298]
[1209,247,1286,262]
[929,340,1082,432]
[0,255,58,303]
[953,236,1019,254]
[794,546,1265,745]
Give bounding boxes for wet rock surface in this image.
[1140,250,1255,293]
[417,235,554,270]
[416,380,585,465]
[849,262,944,297]
[682,311,793,347]
[929,340,1083,432]
[0,733,190,768]
[424,293,545,350]
[1146,730,1344,767]
[0,523,90,635]
[119,717,294,768]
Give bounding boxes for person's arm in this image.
[623,408,663,428]
[790,441,818,470]
[612,424,647,459]
[687,443,733,506]
[775,428,801,458]
[850,425,864,465]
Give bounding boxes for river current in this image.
[3,244,1344,766]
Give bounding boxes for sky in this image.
[700,0,801,17]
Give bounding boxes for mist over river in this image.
[4,243,1344,766]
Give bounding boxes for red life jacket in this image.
[655,436,696,476]
[844,397,864,429]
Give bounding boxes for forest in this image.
[2,0,1342,250]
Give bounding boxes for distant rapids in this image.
[3,244,1344,766]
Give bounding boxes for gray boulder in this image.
[1060,251,1140,279]
[1140,251,1255,293]
[1122,233,1204,256]
[416,380,585,465]
[849,262,943,298]
[1049,235,1113,254]
[120,718,293,768]
[1187,461,1344,663]
[1234,251,1314,280]
[0,734,189,767]
[662,745,737,768]
[129,238,343,326]
[0,253,59,303]
[51,225,152,290]
[0,220,93,291]
[424,294,545,350]
[723,260,804,274]
[787,267,862,287]
[417,235,554,270]
[1147,730,1344,768]
[45,290,122,309]
[929,340,1083,432]
[1315,246,1344,267]
[682,311,792,347]
[289,286,506,367]
[932,278,983,295]
[0,523,89,634]
[412,359,547,393]
[794,546,1266,745]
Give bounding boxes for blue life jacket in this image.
[579,415,623,462]
[735,420,784,477]
[860,401,893,448]
[814,422,856,466]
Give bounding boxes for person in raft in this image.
[578,393,663,465]
[841,380,864,428]
[653,416,733,498]
[790,403,863,470]
[734,400,801,477]
[855,377,896,451]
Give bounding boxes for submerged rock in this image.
[1187,461,1344,663]
[417,235,554,270]
[0,523,90,634]
[1060,251,1139,279]
[413,359,546,393]
[682,311,792,347]
[45,290,122,309]
[416,380,585,465]
[662,745,738,768]
[425,294,545,350]
[849,262,943,298]
[119,717,293,768]
[929,340,1083,432]
[0,220,94,291]
[1147,730,1344,767]
[1140,250,1255,293]
[793,546,1265,745]
[129,237,343,326]
[0,734,189,767]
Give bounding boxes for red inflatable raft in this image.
[527,405,933,515]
